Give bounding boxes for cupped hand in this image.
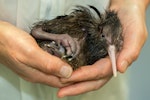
[109,0,148,73]
[57,0,149,97]
[58,58,112,97]
[0,21,73,88]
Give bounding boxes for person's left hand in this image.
[57,57,113,97]
[57,0,149,97]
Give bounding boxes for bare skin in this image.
[0,21,73,88]
[0,0,149,98]
[58,0,149,97]
[31,27,80,57]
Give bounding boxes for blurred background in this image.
[127,6,150,100]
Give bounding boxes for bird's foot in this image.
[61,54,74,61]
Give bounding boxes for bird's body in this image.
[31,5,123,73]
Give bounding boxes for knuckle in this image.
[99,70,107,78]
[43,57,61,74]
[95,69,106,79]
[142,29,148,40]
[25,46,36,55]
[92,79,108,91]
[94,73,102,80]
[130,50,139,62]
[89,67,105,80]
[125,50,140,67]
[56,83,65,88]
[43,61,53,73]
[93,83,100,91]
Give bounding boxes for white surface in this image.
[127,6,150,100]
[0,1,127,100]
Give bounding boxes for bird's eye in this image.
[101,33,105,38]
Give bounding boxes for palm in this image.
[58,2,148,97]
[114,4,148,72]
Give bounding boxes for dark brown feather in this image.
[31,5,123,70]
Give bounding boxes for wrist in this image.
[109,0,149,12]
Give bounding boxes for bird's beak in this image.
[108,45,117,77]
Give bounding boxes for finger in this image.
[117,44,140,73]
[18,46,73,78]
[58,77,111,97]
[60,58,112,83]
[33,49,73,78]
[14,62,71,88]
[117,23,148,73]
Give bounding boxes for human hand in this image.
[58,58,112,97]
[109,0,149,73]
[0,21,73,88]
[57,0,149,97]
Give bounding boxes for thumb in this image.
[117,46,140,73]
[26,47,73,78]
[117,30,147,73]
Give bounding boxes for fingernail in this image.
[121,61,128,72]
[60,66,72,78]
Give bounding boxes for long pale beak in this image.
[108,45,117,77]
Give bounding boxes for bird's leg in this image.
[31,27,80,59]
[39,41,66,58]
[108,45,117,77]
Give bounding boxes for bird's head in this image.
[98,11,123,77]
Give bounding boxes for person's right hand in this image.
[0,21,73,88]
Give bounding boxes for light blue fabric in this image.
[0,0,128,100]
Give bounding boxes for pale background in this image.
[127,6,150,100]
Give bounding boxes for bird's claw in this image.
[61,54,74,61]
